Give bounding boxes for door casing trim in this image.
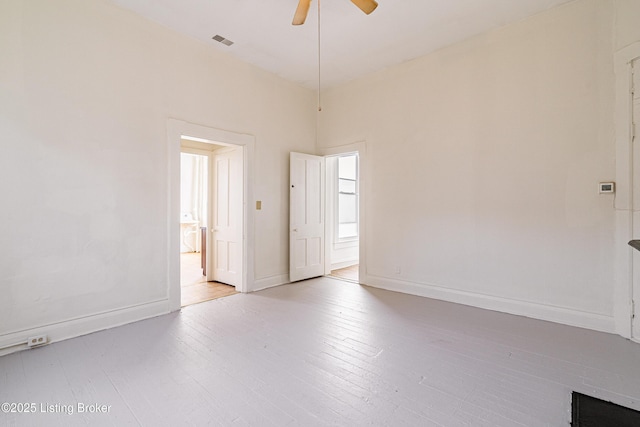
[319,141,367,284]
[167,119,255,311]
[614,42,640,339]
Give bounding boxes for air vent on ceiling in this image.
[212,35,234,46]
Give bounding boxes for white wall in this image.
[319,0,622,331]
[4,0,640,353]
[0,0,315,350]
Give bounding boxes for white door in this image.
[211,146,243,287]
[632,57,640,340]
[290,152,325,282]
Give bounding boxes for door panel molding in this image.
[290,152,325,282]
[212,147,243,287]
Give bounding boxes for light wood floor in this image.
[181,252,237,307]
[329,264,359,282]
[1,277,640,426]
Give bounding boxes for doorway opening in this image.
[288,142,365,286]
[614,43,640,340]
[179,140,238,307]
[326,153,359,283]
[168,120,255,312]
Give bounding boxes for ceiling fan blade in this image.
[350,0,378,15]
[292,0,312,25]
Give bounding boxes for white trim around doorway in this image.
[319,141,367,284]
[614,42,640,340]
[167,119,255,312]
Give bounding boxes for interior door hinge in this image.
[633,300,636,319]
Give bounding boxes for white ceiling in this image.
[110,0,574,89]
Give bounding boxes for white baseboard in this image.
[0,299,170,357]
[252,274,290,292]
[363,274,615,334]
[2,275,613,358]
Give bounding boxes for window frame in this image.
[336,154,359,242]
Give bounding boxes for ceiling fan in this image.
[292,0,378,25]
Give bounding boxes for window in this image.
[337,154,358,239]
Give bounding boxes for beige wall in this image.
[0,0,315,343]
[319,0,622,331]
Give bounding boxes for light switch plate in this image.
[599,182,615,194]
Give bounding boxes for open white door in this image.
[632,57,640,341]
[211,146,243,287]
[290,152,325,282]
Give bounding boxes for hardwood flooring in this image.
[329,264,359,282]
[181,252,237,307]
[1,277,639,426]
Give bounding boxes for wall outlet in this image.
[26,335,48,348]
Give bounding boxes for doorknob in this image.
[292,228,298,232]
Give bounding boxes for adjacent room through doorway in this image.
[180,138,239,306]
[326,153,359,283]
[289,145,364,285]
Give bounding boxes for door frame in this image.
[168,119,255,312]
[614,42,640,340]
[319,141,367,284]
